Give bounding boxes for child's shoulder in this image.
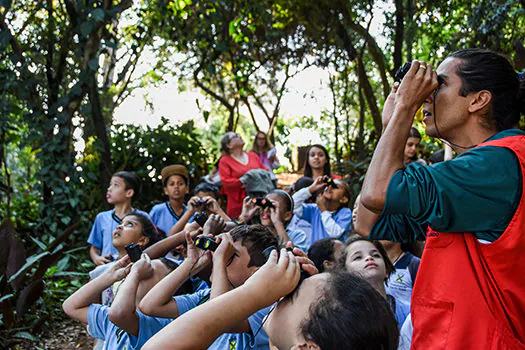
[94,209,115,219]
[149,203,166,212]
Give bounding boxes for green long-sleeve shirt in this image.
[370,129,524,243]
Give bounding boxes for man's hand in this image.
[129,254,154,280]
[395,60,438,115]
[382,82,400,131]
[203,214,226,236]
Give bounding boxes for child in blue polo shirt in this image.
[149,165,192,235]
[166,182,230,236]
[88,171,149,265]
[62,254,178,350]
[292,176,352,246]
[140,225,279,349]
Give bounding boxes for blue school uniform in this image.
[292,188,352,245]
[87,209,150,258]
[385,252,420,308]
[175,288,271,350]
[287,214,312,239]
[88,304,173,350]
[285,227,308,252]
[149,202,194,234]
[128,313,174,349]
[88,304,136,350]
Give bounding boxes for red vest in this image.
[411,136,525,349]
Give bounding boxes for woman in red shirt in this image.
[218,132,267,218]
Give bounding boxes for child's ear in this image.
[138,235,150,248]
[163,187,169,196]
[283,211,293,223]
[322,259,335,271]
[126,189,135,200]
[339,195,349,205]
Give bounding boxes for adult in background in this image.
[356,49,525,347]
[218,132,267,218]
[303,144,341,180]
[403,127,427,167]
[252,131,279,186]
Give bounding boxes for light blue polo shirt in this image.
[301,205,352,245]
[87,209,150,258]
[175,288,271,350]
[149,202,195,234]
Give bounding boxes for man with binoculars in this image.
[356,49,525,348]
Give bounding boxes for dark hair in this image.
[449,49,524,130]
[230,224,279,267]
[429,149,445,164]
[251,131,274,154]
[113,171,141,201]
[124,212,165,248]
[304,145,331,178]
[308,238,339,273]
[339,235,395,281]
[408,127,421,139]
[194,182,220,200]
[293,177,314,192]
[301,272,399,349]
[268,190,294,213]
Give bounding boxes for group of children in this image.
[64,143,422,349]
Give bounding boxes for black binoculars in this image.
[251,197,273,209]
[125,242,142,262]
[194,236,219,251]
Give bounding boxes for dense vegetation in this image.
[1,0,524,346]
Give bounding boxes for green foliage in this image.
[108,118,209,209]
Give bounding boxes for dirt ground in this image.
[11,317,94,350]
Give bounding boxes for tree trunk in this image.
[88,72,113,195]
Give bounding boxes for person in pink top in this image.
[218,132,267,218]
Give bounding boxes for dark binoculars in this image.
[251,197,273,209]
[125,242,142,262]
[394,61,444,85]
[322,177,338,188]
[194,236,219,251]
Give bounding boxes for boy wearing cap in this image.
[149,165,193,235]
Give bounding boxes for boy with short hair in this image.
[88,171,149,265]
[139,225,279,349]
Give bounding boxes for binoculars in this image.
[322,176,338,188]
[125,242,142,262]
[194,212,209,227]
[251,197,273,209]
[394,61,444,85]
[194,236,219,251]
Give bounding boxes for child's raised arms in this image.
[143,249,303,350]
[62,256,131,323]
